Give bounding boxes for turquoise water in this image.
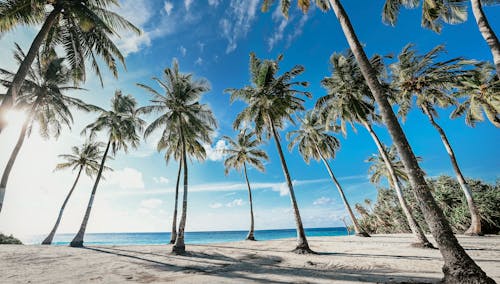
[24,227,349,245]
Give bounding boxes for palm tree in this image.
[69,91,144,247]
[451,62,500,127]
[263,0,493,281]
[137,59,216,254]
[0,46,90,214]
[390,44,483,236]
[288,111,370,237]
[226,52,314,254]
[42,140,111,245]
[222,130,269,241]
[0,0,141,132]
[381,0,500,77]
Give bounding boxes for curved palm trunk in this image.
[327,0,494,282]
[42,166,83,245]
[362,121,433,247]
[318,152,369,237]
[0,7,61,134]
[243,162,256,241]
[0,107,35,214]
[470,0,500,77]
[169,160,182,244]
[422,106,482,236]
[69,139,111,247]
[269,116,312,253]
[172,135,188,254]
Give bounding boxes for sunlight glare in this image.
[4,109,28,129]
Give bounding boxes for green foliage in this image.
[0,233,22,244]
[356,176,500,234]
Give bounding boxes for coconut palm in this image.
[222,130,269,241]
[262,1,493,281]
[0,46,91,215]
[0,0,141,132]
[318,50,433,247]
[288,111,370,237]
[226,52,313,254]
[451,62,500,127]
[390,44,483,236]
[381,0,500,77]
[42,140,111,245]
[69,91,144,247]
[137,59,216,254]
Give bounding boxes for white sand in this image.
[1,234,499,283]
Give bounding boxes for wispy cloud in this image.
[313,197,333,205]
[208,0,221,7]
[164,1,173,15]
[103,167,145,189]
[226,198,244,207]
[209,203,223,209]
[267,5,310,51]
[219,0,259,53]
[195,57,204,66]
[179,45,187,56]
[153,177,169,184]
[184,0,193,11]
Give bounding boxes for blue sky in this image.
[0,0,498,237]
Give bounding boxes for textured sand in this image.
[1,234,499,283]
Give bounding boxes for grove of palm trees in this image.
[0,0,498,283]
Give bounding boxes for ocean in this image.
[23,227,350,245]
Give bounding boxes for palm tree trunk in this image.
[243,162,256,241]
[0,7,61,134]
[172,132,188,254]
[317,149,369,237]
[42,166,83,245]
[169,160,182,244]
[470,0,500,77]
[268,115,312,254]
[327,0,494,282]
[362,120,433,248]
[422,106,482,236]
[69,139,111,247]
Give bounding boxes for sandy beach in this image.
[1,234,499,283]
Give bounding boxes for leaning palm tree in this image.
[226,52,314,254]
[390,44,483,236]
[222,130,269,241]
[262,1,493,281]
[288,111,370,237]
[42,140,111,245]
[0,0,141,132]
[137,59,216,254]
[451,62,500,127]
[318,50,433,248]
[69,91,144,247]
[381,0,500,77]
[0,46,90,214]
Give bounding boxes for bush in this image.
[0,233,23,244]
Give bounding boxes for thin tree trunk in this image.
[0,7,61,134]
[42,166,83,245]
[362,120,433,248]
[69,139,111,247]
[341,217,350,236]
[422,106,482,236]
[327,0,494,282]
[470,0,500,77]
[317,150,369,237]
[268,115,312,254]
[169,160,182,244]
[172,131,188,254]
[243,162,256,241]
[0,103,37,214]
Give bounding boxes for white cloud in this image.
[219,0,259,53]
[184,0,193,10]
[209,203,223,209]
[164,1,174,15]
[268,6,310,51]
[286,13,309,47]
[313,197,333,205]
[195,57,203,66]
[197,41,205,52]
[179,45,187,56]
[140,198,163,209]
[272,182,289,196]
[153,177,169,184]
[104,167,145,189]
[226,198,244,207]
[203,139,227,161]
[208,0,221,7]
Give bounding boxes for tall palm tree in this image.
[263,0,493,281]
[381,0,500,77]
[69,91,144,247]
[137,59,216,254]
[0,0,141,132]
[288,111,370,237]
[226,52,314,254]
[390,44,483,236]
[318,50,433,247]
[42,140,111,245]
[222,130,269,241]
[0,46,90,214]
[451,62,500,127]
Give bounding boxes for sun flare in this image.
[4,109,28,129]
